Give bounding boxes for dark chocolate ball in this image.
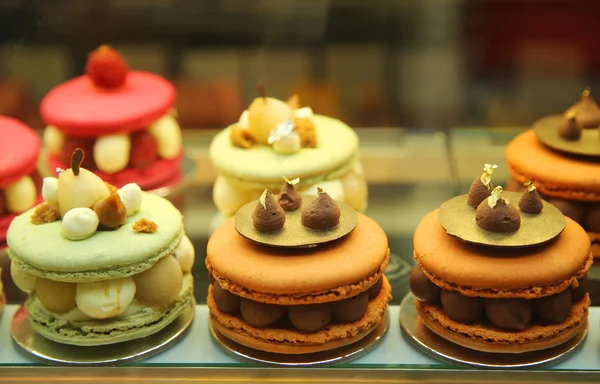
[467,177,493,208]
[288,304,332,332]
[368,278,383,300]
[584,204,600,232]
[212,284,241,314]
[476,199,521,233]
[548,199,584,223]
[410,265,441,304]
[485,298,532,331]
[332,291,369,323]
[533,290,572,324]
[440,290,484,324]
[240,299,286,327]
[571,274,589,303]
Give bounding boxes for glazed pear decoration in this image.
[229,83,317,153]
[32,148,143,240]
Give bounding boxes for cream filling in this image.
[213,157,367,216]
[3,175,37,214]
[37,298,152,321]
[44,112,182,174]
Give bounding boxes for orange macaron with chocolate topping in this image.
[506,89,600,258]
[206,181,391,354]
[410,166,591,353]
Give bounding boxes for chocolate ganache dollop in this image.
[252,189,286,232]
[476,186,521,233]
[301,188,341,230]
[277,177,302,211]
[518,181,543,214]
[467,164,496,208]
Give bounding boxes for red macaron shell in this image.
[47,151,183,191]
[41,71,175,137]
[0,116,41,189]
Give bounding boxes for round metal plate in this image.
[11,298,196,366]
[534,114,600,157]
[234,195,358,248]
[438,192,566,248]
[209,311,389,367]
[399,293,587,369]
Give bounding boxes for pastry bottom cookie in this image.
[208,277,392,355]
[26,273,194,346]
[416,294,589,354]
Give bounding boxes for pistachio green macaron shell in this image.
[210,114,359,183]
[7,192,184,282]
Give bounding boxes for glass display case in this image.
[1,1,599,382]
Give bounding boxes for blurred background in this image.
[2,0,599,304]
[0,0,598,130]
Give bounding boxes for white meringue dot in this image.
[61,207,99,240]
[118,183,142,216]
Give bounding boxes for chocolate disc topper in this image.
[235,195,358,248]
[438,191,566,248]
[533,115,600,157]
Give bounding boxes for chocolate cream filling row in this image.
[410,265,588,331]
[211,278,383,332]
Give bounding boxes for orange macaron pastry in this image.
[41,45,182,190]
[206,180,391,356]
[409,165,591,354]
[506,89,600,258]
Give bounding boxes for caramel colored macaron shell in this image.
[208,277,391,354]
[506,130,600,201]
[414,210,592,299]
[416,294,589,354]
[206,213,389,305]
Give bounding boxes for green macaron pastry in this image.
[7,149,195,347]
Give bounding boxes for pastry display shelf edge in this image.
[0,305,599,383]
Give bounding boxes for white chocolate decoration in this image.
[5,175,36,213]
[61,207,99,240]
[268,120,302,154]
[118,183,142,216]
[294,106,315,120]
[148,115,182,159]
[93,134,131,173]
[238,110,250,129]
[273,130,301,154]
[76,277,136,319]
[43,125,65,156]
[173,235,195,273]
[305,179,345,203]
[10,261,36,293]
[213,176,254,216]
[58,167,110,216]
[42,177,59,205]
